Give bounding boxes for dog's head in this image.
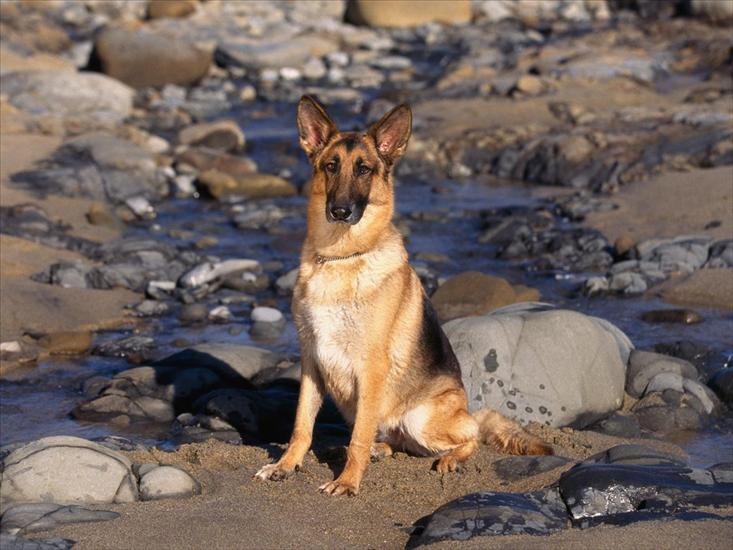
[297,95,411,226]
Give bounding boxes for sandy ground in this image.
[0,128,137,368]
[586,166,733,244]
[43,425,733,550]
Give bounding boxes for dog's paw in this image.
[318,477,359,496]
[434,455,461,474]
[254,462,296,481]
[370,442,393,462]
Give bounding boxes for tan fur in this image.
[255,96,552,496]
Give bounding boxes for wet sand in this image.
[47,426,733,549]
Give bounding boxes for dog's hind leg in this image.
[472,408,553,456]
[414,389,480,473]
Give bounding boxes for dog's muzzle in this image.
[326,202,364,225]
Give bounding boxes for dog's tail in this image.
[472,408,554,455]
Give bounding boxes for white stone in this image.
[139,466,199,501]
[251,306,284,324]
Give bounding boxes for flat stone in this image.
[0,503,118,534]
[493,455,571,482]
[178,120,244,153]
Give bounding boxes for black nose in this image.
[329,205,352,221]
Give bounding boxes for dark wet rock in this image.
[706,239,733,268]
[193,384,346,444]
[410,488,568,546]
[626,350,700,398]
[139,466,200,501]
[134,300,169,317]
[589,412,641,439]
[444,305,631,428]
[0,436,138,506]
[0,503,118,535]
[559,462,733,521]
[178,120,244,153]
[479,209,613,273]
[709,368,733,408]
[641,309,703,324]
[654,340,724,378]
[0,533,74,550]
[93,336,156,363]
[492,455,571,482]
[94,24,213,89]
[0,204,100,257]
[582,444,686,467]
[635,235,712,274]
[430,271,540,322]
[0,70,133,130]
[10,133,167,205]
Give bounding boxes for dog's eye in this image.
[357,165,371,176]
[325,161,337,173]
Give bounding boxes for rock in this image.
[135,300,169,317]
[302,57,327,80]
[139,466,199,501]
[641,309,703,324]
[0,533,74,550]
[691,0,733,23]
[147,0,198,19]
[492,455,571,482]
[0,503,118,535]
[179,259,260,289]
[430,271,540,322]
[217,34,339,70]
[708,368,733,408]
[197,170,296,200]
[583,444,686,467]
[208,305,233,322]
[0,436,138,506]
[250,307,286,340]
[275,268,299,294]
[346,0,471,27]
[153,343,283,382]
[178,120,244,152]
[558,462,733,522]
[37,331,93,355]
[589,412,641,439]
[410,489,568,545]
[11,133,165,204]
[0,70,133,130]
[74,393,175,423]
[631,391,708,433]
[177,148,258,177]
[94,24,212,89]
[636,235,712,274]
[626,350,699,398]
[179,303,208,323]
[444,305,631,428]
[514,74,546,96]
[94,335,156,362]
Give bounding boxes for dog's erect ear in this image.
[368,104,412,164]
[297,95,338,159]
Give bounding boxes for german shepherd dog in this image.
[255,96,552,496]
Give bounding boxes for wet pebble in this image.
[641,309,703,324]
[179,303,209,323]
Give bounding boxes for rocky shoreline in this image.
[1,0,732,548]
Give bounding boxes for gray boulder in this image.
[138,466,199,501]
[0,436,138,508]
[0,70,133,130]
[626,350,699,398]
[444,304,631,428]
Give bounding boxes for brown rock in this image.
[87,204,124,230]
[514,74,546,96]
[614,235,636,257]
[197,170,296,200]
[94,24,212,89]
[177,148,257,177]
[178,120,244,152]
[147,0,198,19]
[38,331,93,355]
[431,271,540,322]
[640,309,703,325]
[345,0,471,27]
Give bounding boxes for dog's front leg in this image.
[319,354,388,496]
[255,356,324,481]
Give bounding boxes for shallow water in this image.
[1,104,731,468]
